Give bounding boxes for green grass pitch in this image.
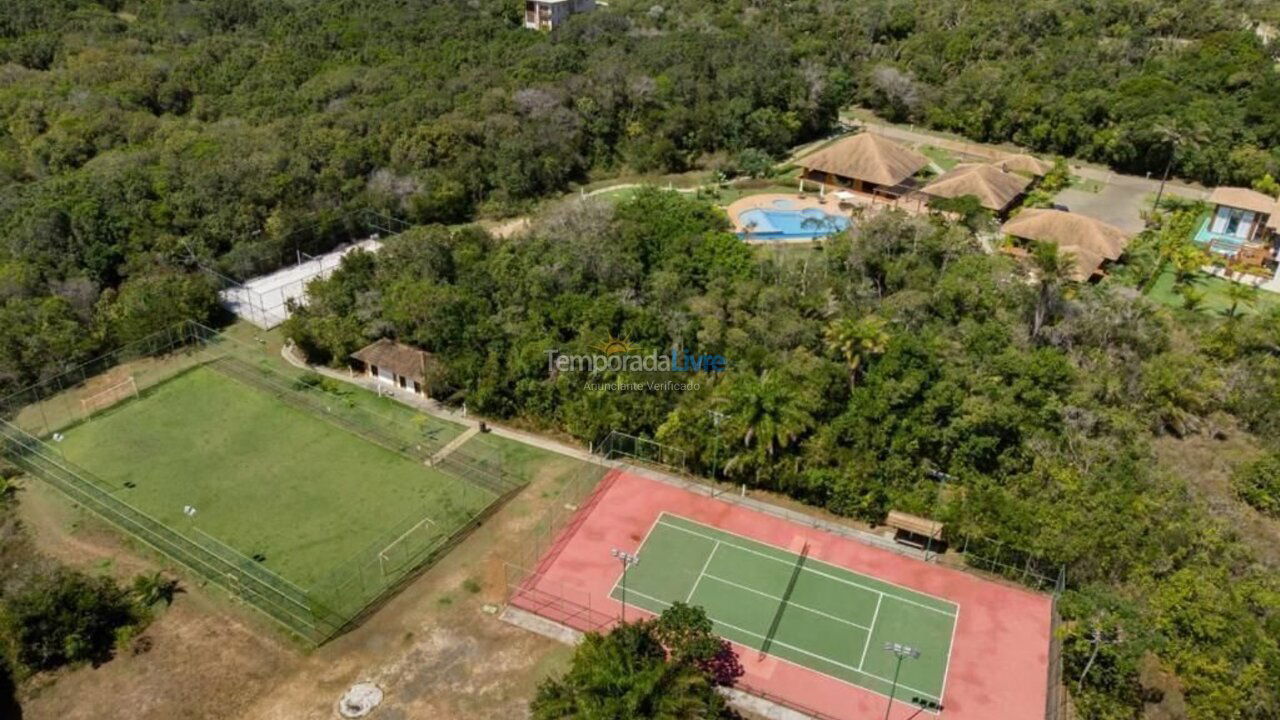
[612,514,957,704]
[56,365,495,591]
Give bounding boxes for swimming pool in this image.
[736,200,850,240]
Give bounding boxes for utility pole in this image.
[708,410,727,479]
[882,643,921,720]
[924,467,956,561]
[610,548,639,623]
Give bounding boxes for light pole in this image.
[924,467,956,561]
[611,548,639,623]
[708,410,727,479]
[882,642,921,720]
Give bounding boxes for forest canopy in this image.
[2,3,1280,718]
[0,0,1278,395]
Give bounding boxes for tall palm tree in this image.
[824,314,890,389]
[717,370,816,483]
[1223,279,1258,319]
[1029,241,1075,341]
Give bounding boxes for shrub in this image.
[1232,452,1280,517]
[2,570,140,672]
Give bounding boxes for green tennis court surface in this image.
[611,513,957,703]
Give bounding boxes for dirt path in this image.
[16,481,301,720]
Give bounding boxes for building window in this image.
[398,375,407,389]
[413,381,422,395]
[370,364,378,377]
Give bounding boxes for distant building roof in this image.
[1001,208,1133,281]
[1208,186,1278,216]
[351,338,435,382]
[992,153,1053,177]
[920,163,1033,212]
[797,133,929,187]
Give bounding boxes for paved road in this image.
[845,118,1211,199]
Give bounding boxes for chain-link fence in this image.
[0,320,523,644]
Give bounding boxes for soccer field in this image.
[613,513,957,705]
[56,364,495,592]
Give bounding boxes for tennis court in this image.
[507,470,1055,720]
[614,513,955,705]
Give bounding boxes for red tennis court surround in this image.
[510,469,1054,720]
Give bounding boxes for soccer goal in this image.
[377,513,437,577]
[80,376,139,418]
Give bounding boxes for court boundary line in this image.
[607,513,666,602]
[687,540,721,601]
[619,585,942,707]
[858,593,884,671]
[698,573,872,633]
[658,514,958,618]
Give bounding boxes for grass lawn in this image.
[918,144,960,171]
[1068,175,1106,193]
[216,323,467,451]
[1145,266,1280,317]
[57,365,494,591]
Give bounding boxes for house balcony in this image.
[1193,216,1277,273]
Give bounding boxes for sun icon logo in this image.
[592,332,636,355]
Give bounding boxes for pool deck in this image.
[726,194,853,235]
[726,192,930,242]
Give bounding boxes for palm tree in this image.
[132,572,182,607]
[1223,279,1258,319]
[1029,242,1075,341]
[717,370,817,483]
[824,314,890,388]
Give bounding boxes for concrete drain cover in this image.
[338,682,383,718]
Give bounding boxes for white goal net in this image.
[80,376,139,417]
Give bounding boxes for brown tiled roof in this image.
[920,163,1033,212]
[797,133,929,187]
[1208,186,1278,216]
[351,338,434,381]
[1001,209,1133,281]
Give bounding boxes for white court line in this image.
[687,540,721,602]
[607,514,665,602]
[657,516,957,618]
[938,603,961,701]
[700,573,872,632]
[858,593,884,671]
[622,586,941,705]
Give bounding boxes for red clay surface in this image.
[511,470,1054,720]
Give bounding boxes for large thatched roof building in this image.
[797,133,929,196]
[920,163,1033,213]
[1001,209,1132,281]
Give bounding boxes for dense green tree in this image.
[2,570,139,672]
[531,604,740,720]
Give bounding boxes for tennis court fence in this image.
[0,320,524,643]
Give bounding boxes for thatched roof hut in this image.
[1001,209,1132,281]
[797,133,929,190]
[992,153,1053,177]
[920,163,1032,213]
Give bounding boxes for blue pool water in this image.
[737,202,850,240]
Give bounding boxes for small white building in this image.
[350,338,437,398]
[524,0,595,30]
